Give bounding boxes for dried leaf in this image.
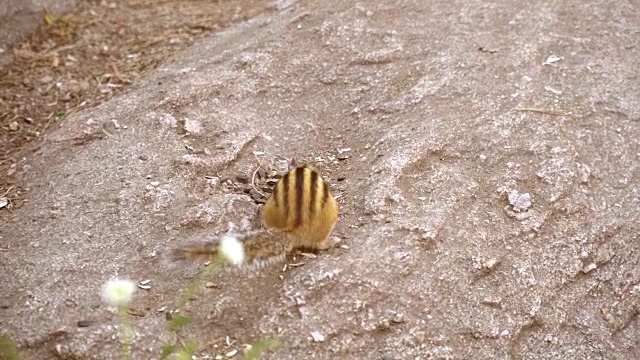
[44,11,55,25]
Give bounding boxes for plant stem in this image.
[118,306,133,360]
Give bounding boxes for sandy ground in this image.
[1,0,638,359]
[1,0,270,185]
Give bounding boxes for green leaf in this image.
[169,314,193,332]
[183,338,199,353]
[0,335,22,360]
[175,349,192,360]
[168,338,199,360]
[159,344,176,360]
[55,112,65,119]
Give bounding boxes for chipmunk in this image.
[168,165,339,267]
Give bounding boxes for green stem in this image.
[177,255,225,310]
[117,306,133,360]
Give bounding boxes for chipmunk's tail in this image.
[167,229,293,266]
[167,240,221,262]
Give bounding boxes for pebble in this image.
[310,331,325,342]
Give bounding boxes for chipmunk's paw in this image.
[319,236,341,251]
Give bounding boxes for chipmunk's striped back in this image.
[263,166,338,250]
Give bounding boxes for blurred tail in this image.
[167,241,220,262]
[167,229,291,267]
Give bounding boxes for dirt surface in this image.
[0,0,76,68]
[0,0,270,198]
[1,0,639,359]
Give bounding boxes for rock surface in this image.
[1,0,638,359]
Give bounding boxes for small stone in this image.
[206,176,221,187]
[577,163,591,183]
[102,120,117,134]
[508,190,532,212]
[184,117,202,135]
[543,55,561,65]
[250,189,265,204]
[472,256,500,273]
[77,319,95,327]
[544,86,562,95]
[391,312,405,323]
[235,175,249,183]
[543,334,557,343]
[9,121,18,131]
[310,331,325,342]
[378,318,391,329]
[139,154,149,161]
[485,258,498,269]
[225,349,238,357]
[481,297,502,308]
[582,262,597,273]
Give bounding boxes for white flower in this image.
[219,235,245,266]
[101,278,136,307]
